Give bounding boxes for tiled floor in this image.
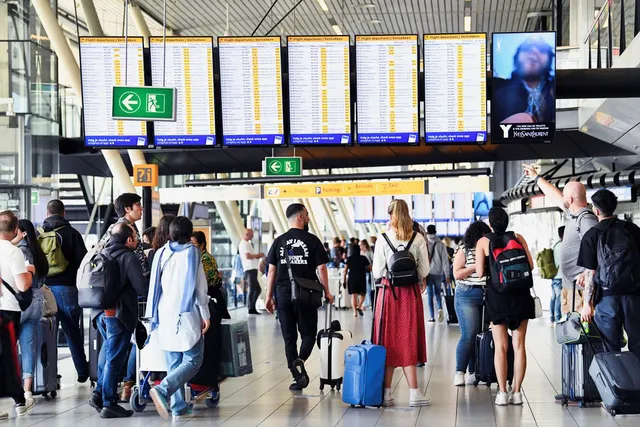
[2,307,639,426]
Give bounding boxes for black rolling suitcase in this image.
[473,302,513,387]
[89,321,103,383]
[442,283,457,324]
[582,320,640,416]
[560,286,603,407]
[32,317,60,399]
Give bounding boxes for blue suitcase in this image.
[342,340,386,408]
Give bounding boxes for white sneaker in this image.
[383,397,395,407]
[509,391,523,405]
[437,309,444,323]
[16,398,35,417]
[495,391,509,406]
[454,372,465,386]
[466,373,477,386]
[409,393,431,407]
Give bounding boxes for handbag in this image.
[284,245,324,309]
[2,279,32,311]
[40,285,58,317]
[531,286,543,319]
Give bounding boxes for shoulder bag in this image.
[284,244,324,309]
[2,279,33,311]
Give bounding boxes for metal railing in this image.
[583,0,640,68]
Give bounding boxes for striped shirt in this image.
[456,245,487,287]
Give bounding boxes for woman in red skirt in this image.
[372,199,431,407]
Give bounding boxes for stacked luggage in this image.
[555,288,603,407]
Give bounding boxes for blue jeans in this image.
[124,343,136,382]
[95,313,132,407]
[454,284,484,373]
[426,274,443,319]
[595,294,640,358]
[50,285,89,378]
[550,279,563,322]
[19,288,44,380]
[154,338,204,415]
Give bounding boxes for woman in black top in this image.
[475,208,534,407]
[342,244,370,317]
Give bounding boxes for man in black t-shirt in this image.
[577,189,640,357]
[265,203,334,391]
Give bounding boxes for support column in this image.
[336,197,357,239]
[321,198,341,239]
[34,0,138,194]
[214,201,242,246]
[130,2,151,47]
[226,200,245,238]
[262,199,285,235]
[296,198,320,236]
[79,0,105,37]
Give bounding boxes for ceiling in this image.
[59,0,555,39]
[59,129,631,177]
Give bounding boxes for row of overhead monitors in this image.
[79,32,556,148]
[354,192,493,224]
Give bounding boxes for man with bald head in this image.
[524,165,598,315]
[239,228,265,314]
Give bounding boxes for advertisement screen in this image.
[288,36,351,145]
[474,192,493,217]
[491,32,556,143]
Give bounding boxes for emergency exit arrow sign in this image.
[112,86,176,121]
[264,157,303,177]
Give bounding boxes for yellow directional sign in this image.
[264,180,427,199]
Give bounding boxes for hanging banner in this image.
[491,32,556,143]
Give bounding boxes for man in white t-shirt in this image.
[239,229,264,314]
[0,210,35,417]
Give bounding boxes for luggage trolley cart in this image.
[129,302,220,412]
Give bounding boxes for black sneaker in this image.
[289,381,305,391]
[100,404,134,418]
[88,392,103,412]
[77,374,89,383]
[248,310,260,315]
[428,318,436,323]
[554,393,564,402]
[292,359,309,389]
[357,309,364,316]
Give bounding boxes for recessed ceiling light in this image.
[368,19,382,24]
[464,16,471,32]
[332,24,343,35]
[358,3,377,9]
[316,0,329,12]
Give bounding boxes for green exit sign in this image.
[264,157,303,177]
[112,86,176,121]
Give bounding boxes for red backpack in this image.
[487,232,533,294]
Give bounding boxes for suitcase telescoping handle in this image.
[325,299,333,330]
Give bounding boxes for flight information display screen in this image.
[80,37,147,147]
[150,37,216,146]
[288,36,351,145]
[356,35,419,145]
[219,37,284,146]
[424,34,487,144]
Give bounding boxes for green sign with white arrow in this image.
[112,86,176,121]
[264,157,303,177]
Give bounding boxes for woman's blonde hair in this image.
[388,199,413,240]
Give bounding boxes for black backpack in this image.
[487,232,533,294]
[78,249,126,309]
[382,232,419,294]
[596,219,640,294]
